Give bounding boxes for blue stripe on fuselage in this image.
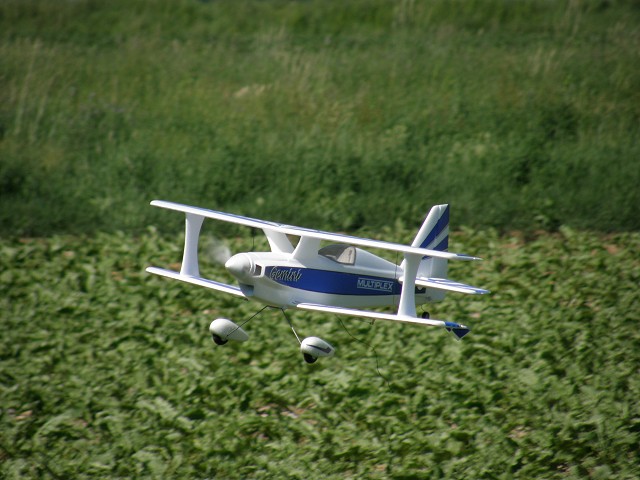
[265,266,403,296]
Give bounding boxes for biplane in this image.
[147,201,489,363]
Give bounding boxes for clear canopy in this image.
[318,244,356,265]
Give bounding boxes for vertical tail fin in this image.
[402,205,450,290]
[412,204,449,252]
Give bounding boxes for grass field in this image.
[1,0,640,234]
[1,228,639,478]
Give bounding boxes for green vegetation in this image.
[2,229,639,478]
[1,0,639,235]
[2,2,639,478]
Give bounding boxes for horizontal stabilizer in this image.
[445,321,471,340]
[414,277,490,295]
[146,267,247,298]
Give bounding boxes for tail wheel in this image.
[303,353,318,364]
[212,334,228,346]
[421,311,430,319]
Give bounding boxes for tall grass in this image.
[1,0,639,235]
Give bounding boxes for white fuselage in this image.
[225,246,440,309]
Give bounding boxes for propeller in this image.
[202,236,232,265]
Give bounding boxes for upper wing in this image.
[152,200,280,230]
[151,200,295,254]
[151,200,480,261]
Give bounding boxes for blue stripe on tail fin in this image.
[413,204,449,252]
[404,205,450,295]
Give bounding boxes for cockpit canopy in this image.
[318,244,356,265]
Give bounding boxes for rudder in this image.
[404,205,450,292]
[412,204,449,252]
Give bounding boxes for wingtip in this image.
[444,321,471,340]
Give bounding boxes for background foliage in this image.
[2,1,640,478]
[1,0,639,235]
[2,229,639,479]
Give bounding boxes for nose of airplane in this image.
[225,254,253,281]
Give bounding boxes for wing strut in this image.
[181,213,204,277]
[398,253,421,317]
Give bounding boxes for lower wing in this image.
[295,303,470,339]
[146,267,247,298]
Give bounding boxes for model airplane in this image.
[147,200,489,363]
